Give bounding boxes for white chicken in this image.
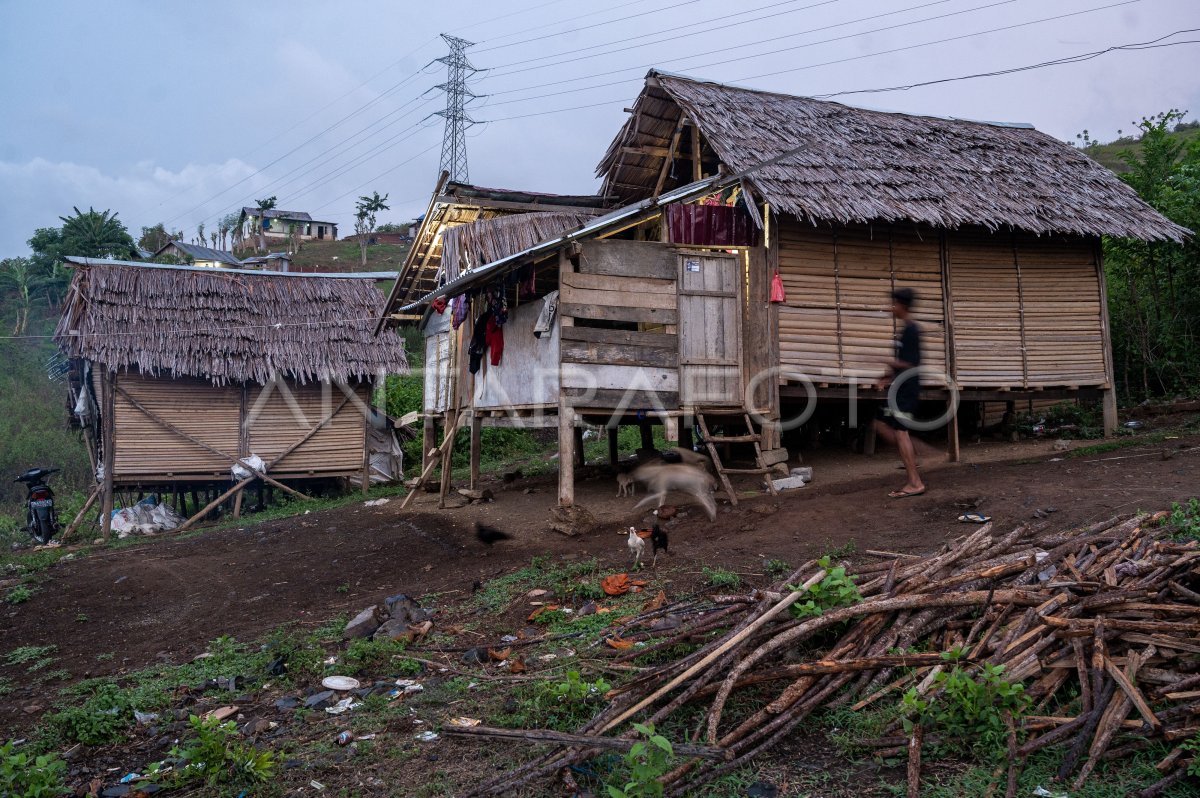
[626,526,645,568]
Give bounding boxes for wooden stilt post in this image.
[608,426,619,467]
[947,403,961,463]
[232,487,245,519]
[863,420,877,456]
[422,414,437,474]
[573,426,585,468]
[438,410,458,509]
[679,417,694,451]
[360,415,371,497]
[179,477,255,532]
[558,402,575,508]
[469,412,482,490]
[1102,390,1118,437]
[100,370,115,541]
[639,421,654,452]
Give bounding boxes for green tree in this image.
[0,258,44,335]
[1100,110,1200,398]
[218,211,240,250]
[354,191,390,266]
[254,196,277,252]
[137,223,182,255]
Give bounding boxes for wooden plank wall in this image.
[562,239,681,408]
[423,311,452,414]
[246,380,368,476]
[677,250,742,406]
[777,220,946,385]
[109,373,241,479]
[948,230,1105,389]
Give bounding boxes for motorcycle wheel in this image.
[31,508,55,545]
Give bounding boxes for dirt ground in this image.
[3,424,1199,742]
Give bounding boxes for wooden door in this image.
[677,251,742,406]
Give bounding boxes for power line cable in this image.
[472,0,704,53]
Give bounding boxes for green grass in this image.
[3,645,57,667]
[1066,430,1168,458]
[702,566,741,589]
[4,584,35,604]
[472,555,603,613]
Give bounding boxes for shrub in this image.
[606,723,674,798]
[901,656,1028,757]
[702,567,741,589]
[145,715,274,788]
[789,556,862,618]
[0,740,69,797]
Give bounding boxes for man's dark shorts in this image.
[878,400,919,431]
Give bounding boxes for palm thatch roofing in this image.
[599,71,1188,242]
[440,211,598,281]
[56,258,408,385]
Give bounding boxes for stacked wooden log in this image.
[454,512,1200,797]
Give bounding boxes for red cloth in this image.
[486,316,504,366]
[431,296,448,314]
[770,271,786,303]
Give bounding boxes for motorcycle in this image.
[15,467,60,545]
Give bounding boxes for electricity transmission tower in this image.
[434,34,478,183]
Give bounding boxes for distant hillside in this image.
[1078,125,1200,174]
[234,239,411,274]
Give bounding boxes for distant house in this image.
[239,252,293,271]
[238,207,338,244]
[153,241,242,268]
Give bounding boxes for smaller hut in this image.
[55,257,409,534]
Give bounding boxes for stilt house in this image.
[378,71,1187,509]
[56,258,408,531]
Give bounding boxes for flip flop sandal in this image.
[888,488,926,499]
[958,512,991,523]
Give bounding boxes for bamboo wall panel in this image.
[777,220,947,385]
[948,230,1105,388]
[423,310,452,414]
[246,380,368,475]
[110,374,241,479]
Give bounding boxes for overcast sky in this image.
[1,0,1197,255]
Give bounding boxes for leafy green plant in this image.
[764,558,791,578]
[3,645,56,667]
[1,740,69,797]
[540,670,611,707]
[901,657,1028,758]
[789,557,862,618]
[0,677,12,696]
[703,566,741,589]
[4,584,34,604]
[606,723,674,798]
[147,714,274,788]
[1169,498,1200,540]
[342,637,419,677]
[46,682,134,745]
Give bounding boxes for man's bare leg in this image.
[894,430,925,495]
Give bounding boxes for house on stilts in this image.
[377,71,1188,513]
[56,257,409,535]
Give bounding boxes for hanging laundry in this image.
[451,295,469,330]
[486,315,505,366]
[533,290,559,339]
[431,296,448,314]
[487,287,509,326]
[468,310,492,374]
[519,265,536,299]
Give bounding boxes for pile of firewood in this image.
[451,512,1200,797]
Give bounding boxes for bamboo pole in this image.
[60,486,100,542]
[100,370,115,540]
[400,411,464,510]
[178,477,255,532]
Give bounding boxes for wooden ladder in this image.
[695,411,778,506]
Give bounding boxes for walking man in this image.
[875,288,925,498]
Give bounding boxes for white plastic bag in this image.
[232,454,266,480]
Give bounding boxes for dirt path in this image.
[3,432,1198,735]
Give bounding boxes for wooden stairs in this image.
[695,411,778,506]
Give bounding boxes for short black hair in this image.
[892,287,915,309]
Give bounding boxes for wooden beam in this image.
[654,117,687,196]
[178,477,255,532]
[620,144,672,158]
[469,413,482,490]
[60,486,99,542]
[100,370,115,540]
[433,194,609,215]
[691,124,702,183]
[1094,238,1118,435]
[438,409,459,508]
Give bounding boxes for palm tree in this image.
[0,257,44,335]
[59,207,136,259]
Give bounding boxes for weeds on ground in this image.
[0,739,69,797]
[901,652,1027,758]
[703,566,741,589]
[143,714,275,789]
[498,671,611,732]
[1168,497,1200,540]
[1184,733,1200,777]
[789,556,862,619]
[5,584,35,604]
[823,541,857,561]
[472,556,601,613]
[341,637,421,677]
[763,558,791,579]
[605,722,674,798]
[3,645,56,667]
[1067,430,1168,458]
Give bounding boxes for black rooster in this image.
[650,524,670,565]
[475,523,512,545]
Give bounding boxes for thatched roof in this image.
[56,259,408,385]
[440,211,596,282]
[599,72,1188,242]
[380,174,611,326]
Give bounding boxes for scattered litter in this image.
[539,654,557,662]
[324,697,362,715]
[357,733,376,741]
[133,710,159,725]
[231,454,266,481]
[323,656,338,666]
[309,780,325,791]
[415,730,439,742]
[363,498,390,507]
[1032,788,1068,798]
[336,730,353,746]
[205,706,238,722]
[1048,457,1064,462]
[321,675,361,692]
[395,679,424,694]
[771,474,806,491]
[789,466,813,482]
[500,634,519,643]
[119,773,141,784]
[447,716,481,727]
[602,574,631,596]
[957,512,991,524]
[1123,420,1144,429]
